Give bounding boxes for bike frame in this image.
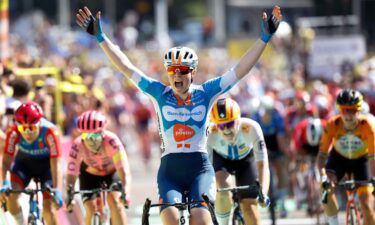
[345,188,361,225]
[322,179,371,225]
[27,190,42,225]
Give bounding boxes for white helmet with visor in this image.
[164,46,198,69]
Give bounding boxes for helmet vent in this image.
[176,50,180,60]
[183,52,189,59]
[217,99,227,119]
[168,52,172,60]
[86,112,92,130]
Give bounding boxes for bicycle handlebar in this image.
[141,193,218,225]
[321,179,372,204]
[1,185,58,212]
[217,180,266,205]
[67,182,128,210]
[4,187,57,195]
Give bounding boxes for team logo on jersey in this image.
[173,124,195,141]
[162,105,206,122]
[336,134,364,155]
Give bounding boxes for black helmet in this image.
[336,89,363,109]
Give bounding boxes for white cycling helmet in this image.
[164,46,198,69]
[260,95,275,111]
[306,118,323,146]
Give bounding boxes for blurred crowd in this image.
[0,10,375,168]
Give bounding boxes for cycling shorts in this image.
[157,152,216,211]
[79,163,120,202]
[10,158,53,200]
[326,149,370,182]
[264,134,284,161]
[213,151,258,199]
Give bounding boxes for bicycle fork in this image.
[345,190,360,225]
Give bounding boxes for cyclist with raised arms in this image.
[0,101,63,225]
[75,5,281,225]
[207,98,270,225]
[65,110,131,225]
[317,89,375,225]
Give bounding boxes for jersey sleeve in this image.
[130,70,166,99]
[46,128,61,158]
[106,133,127,170]
[319,118,335,155]
[66,139,83,176]
[202,69,239,99]
[246,120,268,162]
[3,127,20,157]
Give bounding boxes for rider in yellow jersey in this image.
[317,89,375,225]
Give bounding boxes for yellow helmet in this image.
[210,98,241,124]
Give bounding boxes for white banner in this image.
[308,35,366,79]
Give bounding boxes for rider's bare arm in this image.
[1,154,12,185]
[99,39,144,80]
[114,150,132,195]
[366,121,375,177]
[317,118,335,176]
[244,120,270,195]
[316,152,328,177]
[65,174,77,189]
[256,160,270,195]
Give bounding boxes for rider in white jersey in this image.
[75,6,281,225]
[208,98,270,225]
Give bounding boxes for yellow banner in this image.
[0,0,8,11]
[227,38,273,59]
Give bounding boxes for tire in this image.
[92,212,101,225]
[348,208,356,225]
[232,213,245,225]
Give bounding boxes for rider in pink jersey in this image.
[65,111,131,225]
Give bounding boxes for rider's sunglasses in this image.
[17,123,39,133]
[81,132,103,142]
[167,66,192,75]
[216,121,235,130]
[339,107,359,114]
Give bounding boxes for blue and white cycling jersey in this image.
[131,69,239,157]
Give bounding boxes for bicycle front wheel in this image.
[232,213,245,225]
[92,212,102,225]
[348,207,360,225]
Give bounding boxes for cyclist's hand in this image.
[65,199,76,212]
[0,181,10,202]
[52,191,63,209]
[259,195,271,208]
[260,5,282,43]
[76,6,104,42]
[120,193,131,208]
